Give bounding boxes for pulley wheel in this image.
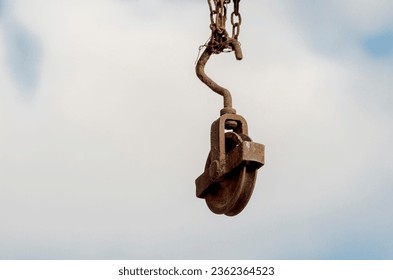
[203,132,257,216]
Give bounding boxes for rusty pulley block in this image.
[195,0,265,216]
[195,113,264,216]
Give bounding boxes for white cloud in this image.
[334,0,393,32]
[0,0,392,259]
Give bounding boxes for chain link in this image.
[231,0,241,39]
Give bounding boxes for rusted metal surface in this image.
[195,0,265,216]
[195,115,264,216]
[196,0,243,113]
[196,47,234,112]
[206,0,242,55]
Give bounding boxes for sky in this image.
[0,0,393,259]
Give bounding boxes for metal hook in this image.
[195,40,242,115]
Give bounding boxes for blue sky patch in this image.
[4,21,42,93]
[0,0,3,18]
[363,31,393,59]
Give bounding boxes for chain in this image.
[206,0,242,55]
[231,0,241,40]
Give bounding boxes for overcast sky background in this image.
[1,0,393,259]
